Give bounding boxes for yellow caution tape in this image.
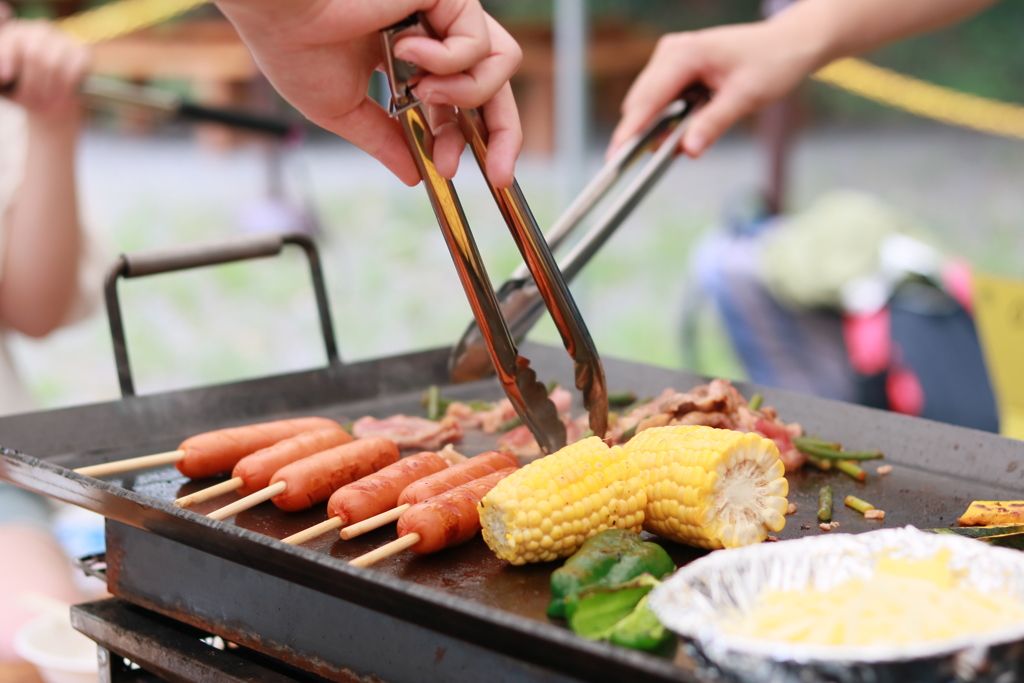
[814,58,1024,142]
[58,0,209,45]
[47,1,1024,142]
[972,273,1024,440]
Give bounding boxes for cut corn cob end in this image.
[626,425,789,550]
[479,436,646,565]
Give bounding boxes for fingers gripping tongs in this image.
[382,15,607,454]
[451,85,711,381]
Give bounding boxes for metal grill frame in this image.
[5,344,1024,682]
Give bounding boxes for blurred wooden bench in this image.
[91,19,260,148]
[510,25,659,153]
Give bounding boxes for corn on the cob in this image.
[479,436,646,565]
[626,425,788,549]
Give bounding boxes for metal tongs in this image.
[382,14,607,454]
[450,85,711,381]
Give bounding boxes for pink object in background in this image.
[887,363,925,417]
[842,309,891,376]
[942,259,974,313]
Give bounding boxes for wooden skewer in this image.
[282,502,412,545]
[339,504,410,540]
[280,517,345,545]
[207,481,286,521]
[349,533,420,568]
[75,450,184,478]
[174,477,244,508]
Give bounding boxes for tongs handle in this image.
[448,87,710,382]
[456,98,609,438]
[514,84,710,281]
[381,18,567,454]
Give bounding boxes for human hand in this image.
[608,20,822,160]
[0,17,90,127]
[216,0,522,187]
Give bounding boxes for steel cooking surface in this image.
[4,345,1024,683]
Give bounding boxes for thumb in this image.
[681,84,754,158]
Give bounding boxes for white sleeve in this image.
[0,100,29,282]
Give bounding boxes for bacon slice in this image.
[497,414,585,461]
[752,418,806,471]
[474,399,518,434]
[352,415,463,451]
[496,424,542,460]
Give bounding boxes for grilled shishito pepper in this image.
[607,594,671,651]
[563,575,673,651]
[547,529,675,618]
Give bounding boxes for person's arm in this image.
[610,0,1002,159]
[215,0,523,187]
[0,19,89,338]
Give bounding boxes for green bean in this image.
[607,392,638,408]
[806,456,832,471]
[792,435,842,451]
[426,385,441,421]
[499,415,523,432]
[620,424,638,442]
[794,441,884,461]
[845,495,875,514]
[817,486,834,522]
[835,460,867,481]
[748,394,763,411]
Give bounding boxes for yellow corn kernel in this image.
[626,425,788,549]
[479,436,646,565]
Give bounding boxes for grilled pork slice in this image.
[352,415,463,451]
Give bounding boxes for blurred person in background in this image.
[609,0,1001,159]
[0,6,91,660]
[607,0,1004,425]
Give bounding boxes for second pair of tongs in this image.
[382,15,607,455]
[450,85,711,381]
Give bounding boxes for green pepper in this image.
[425,385,441,421]
[607,391,638,408]
[567,584,652,639]
[547,529,675,618]
[607,594,672,651]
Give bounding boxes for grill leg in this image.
[98,646,162,683]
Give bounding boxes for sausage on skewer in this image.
[76,416,342,479]
[177,416,343,480]
[349,467,517,568]
[174,426,353,508]
[207,437,399,521]
[337,449,518,541]
[281,451,451,545]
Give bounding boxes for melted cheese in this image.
[726,549,1024,646]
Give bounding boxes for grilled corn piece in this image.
[957,501,1024,527]
[626,425,788,549]
[479,436,646,565]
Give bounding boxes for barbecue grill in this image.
[3,230,1024,682]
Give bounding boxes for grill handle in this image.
[104,232,340,397]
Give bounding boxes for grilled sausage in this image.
[397,450,518,506]
[397,467,517,554]
[326,451,449,524]
[233,427,353,496]
[270,437,399,512]
[177,416,342,479]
